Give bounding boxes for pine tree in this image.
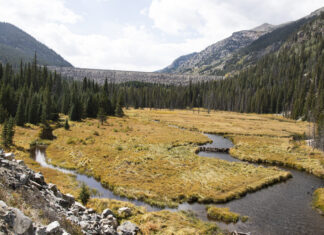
[15,95,25,126]
[64,119,70,130]
[78,183,90,205]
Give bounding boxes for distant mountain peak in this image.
[0,22,72,67]
[252,23,276,32]
[309,6,324,17]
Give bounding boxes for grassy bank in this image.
[313,188,324,215]
[206,206,248,223]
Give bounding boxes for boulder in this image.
[4,153,14,160]
[118,207,132,217]
[117,221,139,235]
[100,214,118,229]
[72,202,86,213]
[11,208,34,235]
[62,194,75,206]
[19,174,29,185]
[102,208,114,218]
[48,184,58,194]
[46,221,60,234]
[33,172,45,185]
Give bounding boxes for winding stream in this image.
[32,134,324,235]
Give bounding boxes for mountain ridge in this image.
[0,22,72,67]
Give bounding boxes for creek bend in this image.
[32,134,324,235]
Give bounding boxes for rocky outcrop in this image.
[0,151,140,235]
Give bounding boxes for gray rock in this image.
[102,225,117,235]
[19,174,29,185]
[11,208,34,235]
[46,221,60,234]
[72,202,86,213]
[0,200,8,210]
[35,226,47,235]
[62,194,74,206]
[102,208,114,218]
[4,153,14,160]
[16,160,25,166]
[117,221,139,235]
[48,184,58,194]
[118,207,132,217]
[33,172,45,185]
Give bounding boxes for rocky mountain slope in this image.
[161,7,324,76]
[48,66,222,85]
[0,22,72,67]
[0,151,139,235]
[159,23,277,75]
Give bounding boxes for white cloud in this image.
[0,0,323,71]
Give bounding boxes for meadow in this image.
[4,108,324,233]
[42,110,290,208]
[135,109,324,178]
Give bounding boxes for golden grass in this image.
[87,198,146,218]
[39,113,291,207]
[130,108,324,178]
[131,210,221,235]
[206,206,241,223]
[130,109,308,137]
[230,135,324,178]
[313,188,324,215]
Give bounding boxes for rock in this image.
[36,226,47,235]
[19,174,29,185]
[0,201,8,210]
[102,208,114,218]
[100,214,118,230]
[117,221,139,235]
[58,199,70,208]
[72,202,86,213]
[33,172,45,185]
[102,225,117,235]
[118,207,132,217]
[79,221,90,230]
[11,208,34,235]
[17,160,25,166]
[62,194,75,206]
[4,153,14,160]
[46,221,60,234]
[86,208,95,214]
[48,184,58,194]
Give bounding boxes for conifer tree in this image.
[15,95,25,126]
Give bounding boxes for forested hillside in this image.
[0,55,123,127]
[0,22,71,67]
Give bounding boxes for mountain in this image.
[0,22,72,67]
[160,7,324,76]
[159,23,277,75]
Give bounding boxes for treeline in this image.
[0,56,124,127]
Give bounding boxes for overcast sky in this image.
[0,0,323,71]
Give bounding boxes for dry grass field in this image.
[40,111,291,208]
[134,109,324,178]
[4,108,323,231]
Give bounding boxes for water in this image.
[32,134,324,235]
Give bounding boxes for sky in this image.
[0,0,323,72]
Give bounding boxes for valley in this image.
[5,108,323,234]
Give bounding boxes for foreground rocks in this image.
[0,151,139,235]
